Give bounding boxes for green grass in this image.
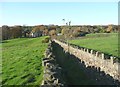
[86,33,117,37]
[2,36,48,85]
[69,33,118,57]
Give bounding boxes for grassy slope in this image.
[2,37,48,85]
[70,33,118,57]
[0,43,2,84]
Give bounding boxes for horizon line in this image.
[0,24,118,27]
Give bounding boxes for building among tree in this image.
[30,31,42,37]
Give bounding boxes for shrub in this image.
[42,37,50,43]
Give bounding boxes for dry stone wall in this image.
[41,41,66,87]
[53,39,120,83]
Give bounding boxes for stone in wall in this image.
[41,41,66,87]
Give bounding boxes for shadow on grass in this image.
[1,40,8,43]
[52,41,120,85]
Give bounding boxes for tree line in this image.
[0,24,118,41]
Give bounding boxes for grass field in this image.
[69,33,119,57]
[1,36,48,85]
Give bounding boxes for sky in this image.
[0,2,118,26]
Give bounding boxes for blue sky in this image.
[1,2,118,26]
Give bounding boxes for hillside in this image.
[2,37,48,85]
[69,33,119,57]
